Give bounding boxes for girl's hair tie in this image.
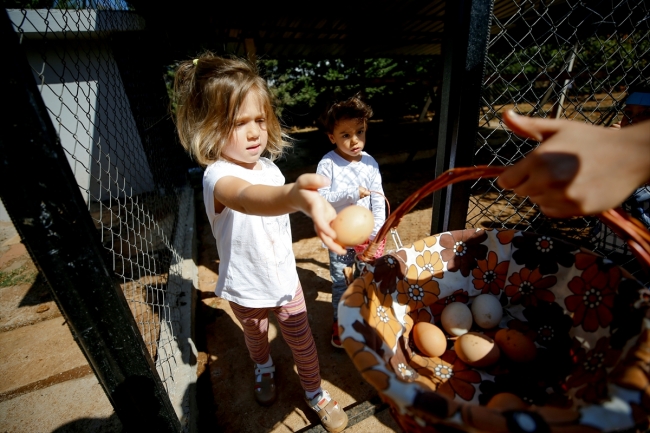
[193,58,199,66]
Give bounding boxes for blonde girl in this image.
[173,52,348,433]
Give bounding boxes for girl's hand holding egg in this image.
[330,205,375,247]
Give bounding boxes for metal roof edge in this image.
[7,8,145,40]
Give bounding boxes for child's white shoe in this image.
[305,389,348,432]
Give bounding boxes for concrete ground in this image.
[0,220,122,433]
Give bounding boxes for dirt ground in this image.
[191,121,441,432]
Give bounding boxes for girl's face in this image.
[221,92,268,169]
[327,117,366,163]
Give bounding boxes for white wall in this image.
[3,9,154,223]
[25,42,156,203]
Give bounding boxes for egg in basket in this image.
[337,166,650,433]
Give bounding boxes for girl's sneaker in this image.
[331,321,343,349]
[305,389,348,433]
[254,365,277,406]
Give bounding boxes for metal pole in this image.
[431,0,494,234]
[0,9,181,433]
[555,42,579,119]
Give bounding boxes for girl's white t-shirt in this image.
[202,157,298,308]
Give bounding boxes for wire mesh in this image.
[9,2,190,408]
[470,0,650,283]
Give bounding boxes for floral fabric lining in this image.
[338,228,650,432]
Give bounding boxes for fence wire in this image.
[9,2,191,410]
[470,0,650,283]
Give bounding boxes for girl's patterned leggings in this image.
[229,283,321,393]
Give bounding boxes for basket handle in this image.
[359,165,650,275]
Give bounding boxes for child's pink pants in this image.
[229,283,321,393]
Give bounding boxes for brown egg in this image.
[454,332,500,367]
[331,205,375,247]
[486,392,529,410]
[494,328,537,363]
[412,322,447,357]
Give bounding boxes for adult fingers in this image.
[536,202,582,219]
[502,110,564,142]
[506,152,579,194]
[497,164,530,190]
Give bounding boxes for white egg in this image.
[470,294,503,329]
[440,302,473,337]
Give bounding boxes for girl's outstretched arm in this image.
[214,173,346,254]
[497,110,650,218]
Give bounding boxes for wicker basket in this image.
[339,166,650,433]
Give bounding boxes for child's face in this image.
[328,118,366,162]
[221,92,268,169]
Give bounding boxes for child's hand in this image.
[292,174,347,255]
[359,186,370,199]
[498,110,650,217]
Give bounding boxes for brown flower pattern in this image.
[396,264,440,311]
[439,230,488,276]
[472,251,509,295]
[366,285,402,350]
[413,235,437,252]
[504,267,556,307]
[565,253,619,332]
[343,337,390,391]
[415,249,444,278]
[410,351,481,401]
[342,271,377,309]
[566,337,621,402]
[496,229,516,245]
[372,251,407,293]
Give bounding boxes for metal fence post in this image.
[431,0,494,234]
[0,9,181,433]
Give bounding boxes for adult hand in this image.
[292,174,347,254]
[497,110,650,218]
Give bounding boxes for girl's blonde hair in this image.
[173,52,290,167]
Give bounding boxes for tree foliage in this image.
[258,57,440,128]
[485,32,650,107]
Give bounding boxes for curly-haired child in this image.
[316,94,386,349]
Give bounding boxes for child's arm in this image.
[316,159,362,206]
[214,173,347,254]
[497,111,650,217]
[368,171,386,239]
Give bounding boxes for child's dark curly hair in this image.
[320,93,373,134]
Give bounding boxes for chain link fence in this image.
[467,0,650,282]
[6,3,195,428]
